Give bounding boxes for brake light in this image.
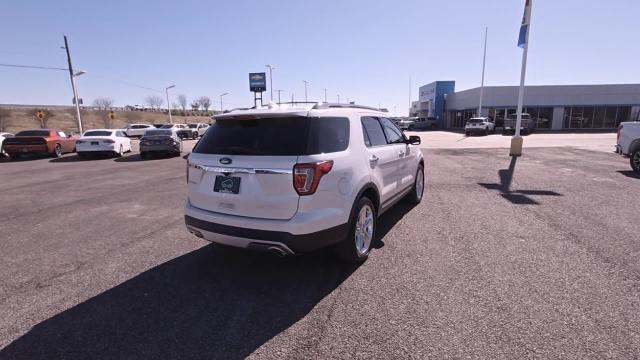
[618,124,623,143]
[293,161,333,195]
[102,139,115,143]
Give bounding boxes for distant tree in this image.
[145,95,164,110]
[177,94,187,111]
[93,97,114,110]
[198,96,211,111]
[0,109,9,132]
[190,100,200,111]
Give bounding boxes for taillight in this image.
[76,140,85,144]
[618,124,623,143]
[103,139,115,144]
[293,161,333,195]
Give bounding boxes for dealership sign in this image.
[249,72,267,92]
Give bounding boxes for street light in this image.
[165,85,176,123]
[266,64,276,102]
[71,70,86,133]
[324,88,327,103]
[276,89,284,104]
[303,80,309,102]
[219,92,228,112]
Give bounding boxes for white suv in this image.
[184,103,424,262]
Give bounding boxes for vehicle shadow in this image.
[113,154,182,162]
[372,200,417,249]
[49,154,114,163]
[0,245,359,359]
[617,170,640,179]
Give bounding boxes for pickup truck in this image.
[398,117,437,131]
[503,113,536,135]
[3,129,76,159]
[616,122,640,173]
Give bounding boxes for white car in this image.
[0,132,15,156]
[464,117,495,135]
[123,123,156,138]
[616,121,640,173]
[160,124,186,130]
[76,129,132,158]
[184,103,424,263]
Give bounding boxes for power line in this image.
[0,63,68,71]
[88,73,163,93]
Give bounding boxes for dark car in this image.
[139,129,182,158]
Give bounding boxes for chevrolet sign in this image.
[249,72,267,92]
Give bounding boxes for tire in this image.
[140,152,148,159]
[484,127,489,135]
[77,152,86,159]
[631,149,640,174]
[8,153,20,160]
[406,164,425,204]
[335,196,376,263]
[53,144,62,158]
[116,145,124,157]
[465,131,470,136]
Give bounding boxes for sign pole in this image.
[478,26,488,117]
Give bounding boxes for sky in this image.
[1,0,639,115]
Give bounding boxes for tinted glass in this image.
[16,130,50,137]
[187,124,198,128]
[160,125,173,129]
[144,130,172,136]
[194,117,349,156]
[380,118,404,144]
[307,117,350,153]
[84,131,113,137]
[361,117,387,147]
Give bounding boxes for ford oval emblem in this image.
[219,157,232,165]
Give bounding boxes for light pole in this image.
[71,70,86,133]
[303,80,309,102]
[337,94,340,103]
[165,85,176,123]
[62,35,85,134]
[276,90,283,104]
[266,64,276,102]
[219,92,228,112]
[324,88,327,102]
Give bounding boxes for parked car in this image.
[123,124,156,138]
[0,132,15,156]
[76,129,132,158]
[407,117,438,131]
[2,129,76,159]
[503,113,536,135]
[139,129,182,158]
[616,121,640,173]
[160,124,186,131]
[397,117,416,130]
[465,117,495,136]
[184,103,424,263]
[177,123,209,139]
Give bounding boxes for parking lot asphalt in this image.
[1,142,639,359]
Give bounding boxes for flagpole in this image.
[510,0,532,156]
[478,26,488,117]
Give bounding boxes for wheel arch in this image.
[353,183,380,216]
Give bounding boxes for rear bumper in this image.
[140,144,179,152]
[4,144,49,154]
[184,201,348,254]
[77,144,115,153]
[465,127,487,133]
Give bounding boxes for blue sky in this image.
[1,0,638,115]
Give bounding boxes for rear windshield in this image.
[16,130,50,137]
[193,116,349,156]
[84,131,113,137]
[467,119,484,123]
[187,124,198,128]
[160,125,174,129]
[144,130,172,136]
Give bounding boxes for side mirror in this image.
[406,135,421,145]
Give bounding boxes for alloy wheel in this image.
[354,204,374,255]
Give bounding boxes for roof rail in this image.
[312,103,388,112]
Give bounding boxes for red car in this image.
[3,129,77,159]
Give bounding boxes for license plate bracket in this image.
[214,175,241,194]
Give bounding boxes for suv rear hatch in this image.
[188,116,309,220]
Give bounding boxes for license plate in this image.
[22,148,29,152]
[154,140,161,145]
[214,176,241,194]
[91,141,99,145]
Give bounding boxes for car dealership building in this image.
[410,81,640,130]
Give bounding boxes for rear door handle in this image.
[369,155,379,163]
[398,151,405,157]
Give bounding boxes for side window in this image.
[57,131,66,138]
[307,117,350,154]
[361,117,387,147]
[380,118,404,144]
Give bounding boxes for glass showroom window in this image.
[564,106,631,129]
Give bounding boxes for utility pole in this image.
[219,92,228,112]
[165,85,175,123]
[63,35,83,133]
[408,74,412,115]
[276,90,283,104]
[324,88,327,102]
[291,93,294,103]
[303,80,309,102]
[337,94,340,103]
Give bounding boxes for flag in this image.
[518,0,532,48]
